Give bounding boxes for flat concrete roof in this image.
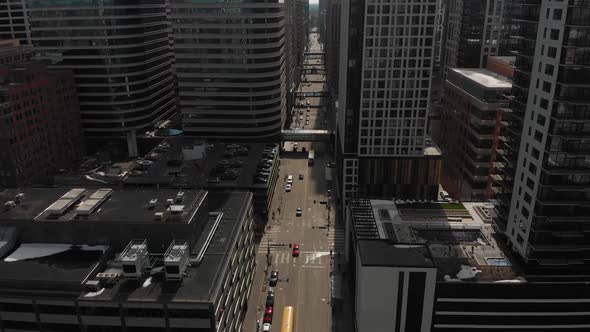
[450,68,512,89]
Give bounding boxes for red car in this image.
[263,307,273,323]
[292,244,300,257]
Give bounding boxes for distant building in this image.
[337,0,442,203]
[323,0,341,98]
[442,0,507,72]
[0,53,83,187]
[170,1,288,140]
[0,187,255,332]
[27,1,177,156]
[0,0,30,44]
[285,0,310,117]
[347,197,590,331]
[440,67,512,199]
[0,39,31,65]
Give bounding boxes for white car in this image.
[285,184,292,192]
[306,100,310,106]
[299,116,303,120]
[262,323,272,332]
[287,175,293,185]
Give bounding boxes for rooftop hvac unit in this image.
[165,198,174,206]
[120,239,149,279]
[154,212,165,220]
[84,280,102,292]
[14,193,24,202]
[175,191,184,203]
[164,240,189,281]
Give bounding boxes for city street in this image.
[243,32,346,332]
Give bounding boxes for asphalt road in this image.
[243,32,343,332]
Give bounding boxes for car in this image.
[306,100,310,106]
[263,314,272,324]
[285,184,292,192]
[269,270,278,286]
[305,120,309,125]
[292,244,300,257]
[206,177,221,183]
[307,107,310,112]
[296,207,302,217]
[299,173,304,180]
[262,323,272,332]
[299,109,303,114]
[266,291,275,307]
[265,307,273,317]
[306,113,310,118]
[299,116,303,120]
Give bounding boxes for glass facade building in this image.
[27,0,176,156]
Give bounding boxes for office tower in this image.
[338,0,442,202]
[442,0,507,71]
[440,63,512,200]
[0,44,83,187]
[493,0,590,278]
[170,1,288,140]
[26,0,177,157]
[0,0,30,44]
[0,188,255,331]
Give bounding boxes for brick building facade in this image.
[0,60,83,187]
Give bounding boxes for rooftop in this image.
[351,198,523,282]
[80,192,251,303]
[450,68,512,89]
[0,190,253,303]
[358,240,435,268]
[0,188,207,224]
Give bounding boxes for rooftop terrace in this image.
[352,198,523,282]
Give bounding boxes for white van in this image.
[287,175,293,185]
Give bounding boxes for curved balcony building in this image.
[27,0,177,156]
[169,0,287,139]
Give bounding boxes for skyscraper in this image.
[493,0,590,278]
[337,0,442,201]
[170,1,288,140]
[27,0,177,156]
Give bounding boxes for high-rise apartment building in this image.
[442,0,507,71]
[337,0,442,202]
[170,1,288,140]
[0,0,30,44]
[440,67,512,200]
[0,46,83,187]
[26,0,177,157]
[493,0,590,278]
